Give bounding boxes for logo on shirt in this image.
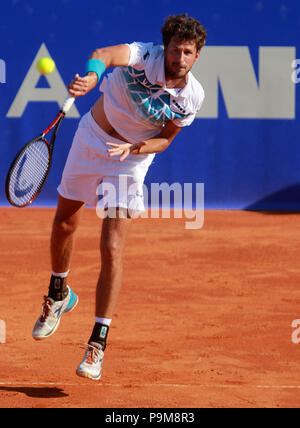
[143,51,150,61]
[14,154,34,198]
[172,100,186,114]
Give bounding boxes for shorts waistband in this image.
[83,110,128,145]
[81,110,155,166]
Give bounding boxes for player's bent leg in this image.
[51,196,85,273]
[32,196,84,340]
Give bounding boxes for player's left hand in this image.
[106,141,147,161]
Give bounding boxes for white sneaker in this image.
[76,342,104,381]
[32,286,78,340]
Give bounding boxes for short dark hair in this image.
[161,13,207,52]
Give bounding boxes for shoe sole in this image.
[33,294,79,341]
[76,368,102,381]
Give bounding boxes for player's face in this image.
[164,37,200,80]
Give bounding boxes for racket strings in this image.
[8,140,50,206]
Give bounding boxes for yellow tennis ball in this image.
[37,57,55,75]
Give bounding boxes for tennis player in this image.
[32,13,207,381]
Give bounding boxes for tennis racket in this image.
[5,96,75,208]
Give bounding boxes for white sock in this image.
[52,270,70,279]
[95,317,112,326]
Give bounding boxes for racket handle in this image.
[61,96,75,114]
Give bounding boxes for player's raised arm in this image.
[88,44,131,68]
[68,44,131,97]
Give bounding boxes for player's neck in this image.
[165,74,188,89]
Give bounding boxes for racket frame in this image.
[5,96,75,208]
[5,112,65,208]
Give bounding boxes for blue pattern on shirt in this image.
[122,67,184,125]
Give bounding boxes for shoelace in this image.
[79,343,103,364]
[40,297,55,322]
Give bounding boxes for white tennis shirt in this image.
[100,41,205,144]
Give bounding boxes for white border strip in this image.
[0,382,300,389]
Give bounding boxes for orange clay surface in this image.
[0,208,300,408]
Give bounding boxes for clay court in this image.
[0,207,300,408]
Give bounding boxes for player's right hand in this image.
[68,73,98,97]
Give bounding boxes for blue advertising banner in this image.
[0,0,299,209]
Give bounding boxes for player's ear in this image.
[194,50,201,63]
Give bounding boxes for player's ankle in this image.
[48,274,68,301]
[89,322,110,350]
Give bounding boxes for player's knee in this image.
[52,218,78,236]
[101,238,123,264]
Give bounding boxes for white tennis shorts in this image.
[58,111,155,212]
